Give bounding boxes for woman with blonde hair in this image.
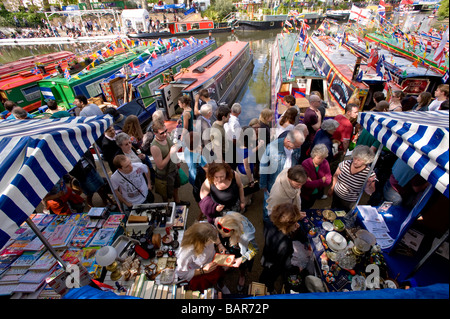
[214,212,259,292]
[122,115,144,151]
[176,222,224,291]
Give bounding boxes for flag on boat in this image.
[64,68,71,80]
[443,70,449,83]
[367,49,379,68]
[31,66,41,75]
[433,27,448,67]
[377,0,386,23]
[349,5,371,26]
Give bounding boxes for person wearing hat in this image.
[103,107,125,131]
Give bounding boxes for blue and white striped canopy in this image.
[358,110,449,198]
[0,115,112,249]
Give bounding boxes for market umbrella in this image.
[0,115,112,251]
[358,110,449,198]
[357,109,449,278]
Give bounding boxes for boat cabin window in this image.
[21,85,41,102]
[191,23,200,30]
[270,22,274,27]
[179,24,187,32]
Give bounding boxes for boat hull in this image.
[128,26,231,39]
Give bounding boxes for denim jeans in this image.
[383,180,403,206]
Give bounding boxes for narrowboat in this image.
[345,33,444,94]
[0,51,75,78]
[364,32,449,76]
[36,40,179,111]
[233,12,324,31]
[308,35,404,111]
[128,19,232,39]
[270,32,330,120]
[0,54,84,114]
[325,10,351,21]
[153,40,253,121]
[102,37,217,125]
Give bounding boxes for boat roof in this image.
[0,73,44,90]
[0,51,75,77]
[165,41,249,92]
[128,37,215,87]
[38,48,151,86]
[275,33,324,82]
[309,36,368,89]
[356,33,443,77]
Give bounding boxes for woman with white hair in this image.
[310,119,339,163]
[328,145,377,212]
[300,144,332,210]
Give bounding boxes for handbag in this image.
[243,180,260,196]
[179,167,189,186]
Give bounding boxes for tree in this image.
[437,0,449,19]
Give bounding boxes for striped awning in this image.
[0,115,112,249]
[358,110,449,198]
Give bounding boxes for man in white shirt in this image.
[428,84,449,111]
[110,155,152,210]
[74,95,104,117]
[224,103,242,143]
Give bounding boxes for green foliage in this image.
[437,0,449,19]
[205,0,236,21]
[0,11,47,28]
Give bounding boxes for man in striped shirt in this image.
[328,145,377,212]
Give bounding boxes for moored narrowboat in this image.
[153,40,253,121]
[270,32,330,120]
[102,37,217,125]
[36,41,179,111]
[128,19,232,40]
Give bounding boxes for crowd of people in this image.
[3,82,448,295]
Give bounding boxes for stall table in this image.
[305,209,393,292]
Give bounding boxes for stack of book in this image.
[127,275,216,299]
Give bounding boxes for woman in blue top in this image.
[184,132,208,205]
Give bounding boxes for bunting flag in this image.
[356,70,364,82]
[64,68,71,80]
[151,51,157,59]
[157,38,164,46]
[442,70,449,83]
[31,66,41,75]
[376,54,386,78]
[285,20,293,28]
[129,62,135,69]
[146,58,153,67]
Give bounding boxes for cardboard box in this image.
[125,202,176,234]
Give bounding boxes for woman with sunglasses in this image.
[176,222,225,291]
[214,212,259,292]
[259,203,308,294]
[199,162,246,223]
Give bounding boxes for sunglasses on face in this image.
[158,129,168,135]
[217,222,232,233]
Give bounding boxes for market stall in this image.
[355,110,449,286]
[0,115,114,297]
